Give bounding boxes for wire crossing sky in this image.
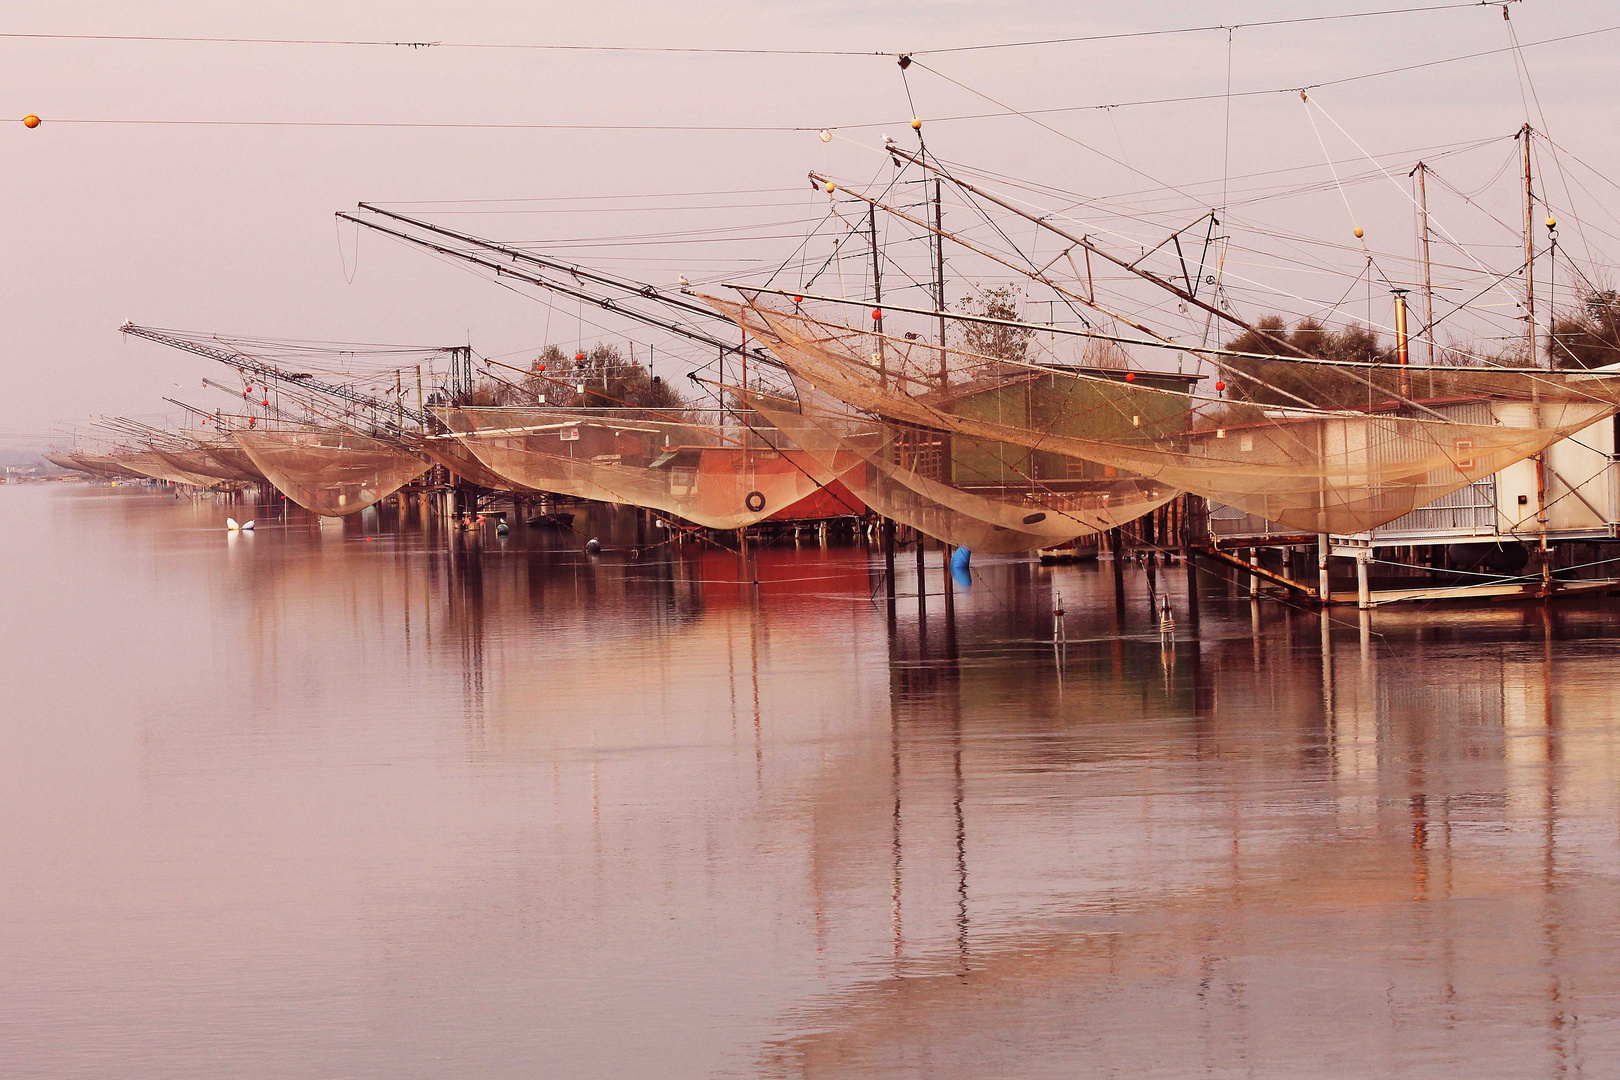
[2,0,1616,441]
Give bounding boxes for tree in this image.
[1549,287,1620,369]
[954,286,1033,364]
[544,341,683,414]
[1221,317,1395,409]
[463,341,687,415]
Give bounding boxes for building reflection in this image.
[215,499,1612,1077]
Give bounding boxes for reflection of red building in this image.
[690,547,876,610]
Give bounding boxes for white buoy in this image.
[240,520,255,532]
[226,517,240,532]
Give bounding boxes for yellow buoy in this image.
[1353,225,1365,239]
[1546,215,1557,228]
[22,114,40,129]
[911,117,922,130]
[824,180,836,194]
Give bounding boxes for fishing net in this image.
[235,429,431,516]
[44,452,90,473]
[747,384,1176,553]
[151,447,257,487]
[195,441,269,484]
[120,451,237,490]
[81,454,149,480]
[716,295,1620,535]
[420,432,540,493]
[440,406,863,529]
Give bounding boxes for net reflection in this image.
[768,589,1619,1078]
[13,485,1618,1078]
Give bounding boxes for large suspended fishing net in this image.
[120,451,238,490]
[420,432,539,493]
[235,429,430,516]
[44,452,91,473]
[716,296,1620,536]
[747,383,1177,553]
[77,453,149,480]
[151,446,258,487]
[440,406,863,529]
[50,451,141,479]
[194,441,269,484]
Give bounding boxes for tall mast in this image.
[868,201,885,387]
[933,179,947,387]
[1521,123,1549,554]
[1522,123,1537,366]
[883,146,1311,359]
[1412,161,1436,366]
[809,171,1175,348]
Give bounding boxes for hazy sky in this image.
[3,1,1617,443]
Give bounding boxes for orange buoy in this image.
[1353,226,1365,239]
[23,114,40,129]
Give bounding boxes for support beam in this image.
[1200,545,1319,601]
[1318,533,1332,604]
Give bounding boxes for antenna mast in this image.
[868,201,885,388]
[1522,123,1537,367]
[1412,161,1436,367]
[933,179,947,387]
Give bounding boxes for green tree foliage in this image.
[468,342,686,415]
[1549,288,1620,369]
[1220,316,1397,409]
[954,286,1034,364]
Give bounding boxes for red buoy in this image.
[1124,372,1136,382]
[536,364,546,372]
[871,309,882,321]
[1215,380,1226,392]
[792,295,803,304]
[575,352,586,362]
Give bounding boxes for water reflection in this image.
[2,484,1617,1078]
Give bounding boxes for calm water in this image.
[3,482,1618,1078]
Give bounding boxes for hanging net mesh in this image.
[84,454,149,480]
[49,451,142,479]
[44,452,91,473]
[118,451,238,490]
[194,441,269,484]
[714,295,1620,536]
[420,432,540,493]
[235,429,431,516]
[440,406,862,529]
[747,383,1176,553]
[151,446,259,487]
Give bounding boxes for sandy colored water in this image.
[2,482,1617,1077]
